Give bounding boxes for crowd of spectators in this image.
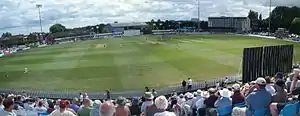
[0,68,300,116]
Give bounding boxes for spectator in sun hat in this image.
[100,101,115,116]
[272,79,287,103]
[141,92,154,113]
[195,91,208,116]
[54,99,61,110]
[177,94,186,105]
[214,88,232,108]
[115,96,130,116]
[246,77,272,116]
[184,92,194,106]
[90,100,101,116]
[49,100,76,116]
[265,76,276,95]
[153,96,176,116]
[231,83,245,105]
[191,90,203,116]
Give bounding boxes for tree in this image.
[1,32,12,38]
[248,10,259,32]
[289,17,300,35]
[268,6,300,32]
[49,24,66,33]
[259,14,262,21]
[248,10,258,20]
[150,19,155,30]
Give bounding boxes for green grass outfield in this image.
[0,34,299,92]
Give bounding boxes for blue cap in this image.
[275,72,284,79]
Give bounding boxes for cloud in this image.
[0,0,299,34]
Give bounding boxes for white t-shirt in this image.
[216,83,220,89]
[188,79,192,86]
[79,95,83,102]
[265,84,276,95]
[224,79,229,84]
[154,111,176,116]
[50,109,76,116]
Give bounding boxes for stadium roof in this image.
[108,22,148,27]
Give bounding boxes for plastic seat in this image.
[279,102,299,116]
[217,106,232,116]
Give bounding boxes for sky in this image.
[0,0,299,35]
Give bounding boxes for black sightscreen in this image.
[242,45,293,83]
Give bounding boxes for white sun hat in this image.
[232,83,241,90]
[185,92,194,99]
[219,88,232,98]
[200,91,210,98]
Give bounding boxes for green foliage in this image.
[248,10,258,20]
[290,17,300,35]
[49,24,66,33]
[269,6,300,32]
[248,10,259,32]
[259,14,262,21]
[1,32,12,38]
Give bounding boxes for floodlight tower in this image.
[268,0,271,35]
[36,4,43,39]
[197,0,200,31]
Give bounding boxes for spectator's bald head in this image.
[100,101,115,116]
[83,98,91,107]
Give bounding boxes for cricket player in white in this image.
[24,68,28,73]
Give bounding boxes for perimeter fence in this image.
[0,75,241,99]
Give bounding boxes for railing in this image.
[0,75,241,100]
